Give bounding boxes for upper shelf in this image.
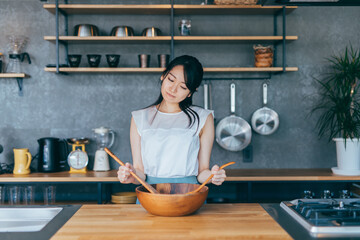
[44,36,298,44]
[43,4,297,15]
[44,67,298,73]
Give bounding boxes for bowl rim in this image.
[135,183,209,196]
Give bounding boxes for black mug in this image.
[37,137,69,172]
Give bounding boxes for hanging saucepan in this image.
[216,83,252,151]
[251,83,279,135]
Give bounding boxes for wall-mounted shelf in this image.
[0,73,29,78]
[43,4,297,15]
[44,67,298,73]
[44,36,298,44]
[0,73,30,96]
[44,3,298,75]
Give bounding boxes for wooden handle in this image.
[186,161,235,195]
[104,148,158,194]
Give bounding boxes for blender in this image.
[93,127,115,171]
[6,35,31,73]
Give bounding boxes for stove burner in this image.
[281,198,360,237]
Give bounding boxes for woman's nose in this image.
[170,84,177,93]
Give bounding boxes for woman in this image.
[118,55,227,187]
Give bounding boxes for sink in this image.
[0,207,63,232]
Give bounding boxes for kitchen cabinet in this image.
[42,3,298,74]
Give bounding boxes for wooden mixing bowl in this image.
[136,183,209,217]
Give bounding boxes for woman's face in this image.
[161,65,191,104]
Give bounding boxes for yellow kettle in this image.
[13,148,32,175]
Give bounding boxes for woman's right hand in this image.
[117,163,136,184]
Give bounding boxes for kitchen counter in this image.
[51,203,292,240]
[1,168,359,182]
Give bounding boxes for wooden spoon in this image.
[104,147,159,194]
[186,161,235,195]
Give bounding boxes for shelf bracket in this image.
[16,77,23,96]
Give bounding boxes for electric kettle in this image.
[37,137,68,172]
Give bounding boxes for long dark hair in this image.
[150,55,204,130]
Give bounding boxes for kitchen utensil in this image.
[110,26,134,37]
[216,83,252,151]
[66,138,89,173]
[106,54,120,68]
[104,148,158,194]
[186,161,235,194]
[251,83,279,135]
[93,127,115,171]
[74,24,99,37]
[141,27,161,37]
[13,148,32,175]
[158,54,169,68]
[6,35,31,73]
[37,137,68,172]
[178,19,191,36]
[68,55,82,67]
[136,183,208,216]
[87,54,101,67]
[138,54,150,68]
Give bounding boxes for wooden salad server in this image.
[104,148,159,194]
[186,161,235,195]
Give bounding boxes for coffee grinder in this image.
[93,127,115,171]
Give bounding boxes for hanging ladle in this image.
[186,161,235,195]
[105,147,159,194]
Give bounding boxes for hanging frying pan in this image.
[216,83,252,151]
[251,83,279,135]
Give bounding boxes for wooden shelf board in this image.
[44,36,297,44]
[1,169,359,183]
[174,35,298,43]
[43,4,172,15]
[0,73,29,78]
[174,5,297,15]
[43,4,297,15]
[44,36,171,44]
[44,67,298,73]
[203,67,298,72]
[44,67,165,73]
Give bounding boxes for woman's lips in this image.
[166,92,176,98]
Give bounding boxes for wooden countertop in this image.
[51,204,291,240]
[0,169,359,182]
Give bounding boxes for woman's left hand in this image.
[210,165,226,186]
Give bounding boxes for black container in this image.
[87,54,101,67]
[37,137,69,172]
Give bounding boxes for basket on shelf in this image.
[214,0,258,5]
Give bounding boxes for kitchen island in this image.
[51,203,292,240]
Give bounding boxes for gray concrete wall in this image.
[0,0,359,171]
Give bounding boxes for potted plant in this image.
[312,46,360,175]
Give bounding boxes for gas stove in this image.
[280,198,360,238]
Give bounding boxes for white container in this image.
[334,138,360,170]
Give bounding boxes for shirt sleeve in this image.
[131,109,143,136]
[197,108,214,135]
